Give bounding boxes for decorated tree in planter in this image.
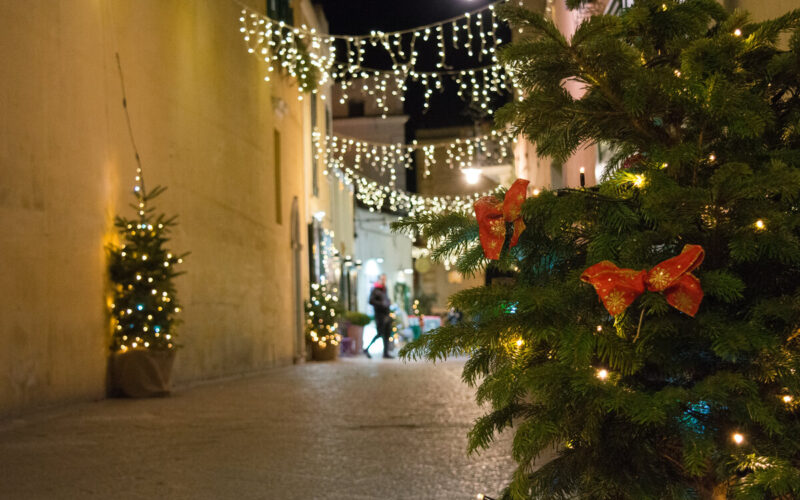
[306,282,342,359]
[395,1,800,498]
[108,178,186,396]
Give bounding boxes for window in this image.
[274,129,282,225]
[550,160,564,190]
[605,0,634,15]
[347,100,365,117]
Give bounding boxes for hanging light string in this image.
[240,0,506,46]
[333,62,515,116]
[319,129,516,179]
[328,163,501,216]
[315,132,501,215]
[115,52,147,212]
[237,1,520,112]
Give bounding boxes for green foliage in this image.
[397,1,800,498]
[305,282,341,346]
[108,185,187,352]
[344,311,371,327]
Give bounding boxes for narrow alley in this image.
[0,359,514,499]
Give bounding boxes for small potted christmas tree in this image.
[306,282,341,361]
[107,174,186,397]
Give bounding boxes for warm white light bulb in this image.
[596,369,609,380]
[462,168,482,185]
[732,433,744,445]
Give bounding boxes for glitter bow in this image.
[474,179,530,260]
[580,245,705,317]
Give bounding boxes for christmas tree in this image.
[306,282,341,349]
[108,181,186,353]
[395,1,800,498]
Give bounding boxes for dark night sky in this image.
[317,0,506,130]
[318,0,495,35]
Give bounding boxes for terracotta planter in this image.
[346,324,364,353]
[111,349,176,398]
[311,341,339,361]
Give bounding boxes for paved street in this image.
[0,358,515,499]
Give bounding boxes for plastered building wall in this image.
[0,0,314,415]
[725,0,800,20]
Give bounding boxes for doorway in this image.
[290,197,304,362]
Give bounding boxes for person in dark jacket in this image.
[365,274,393,359]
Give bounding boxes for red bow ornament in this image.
[580,244,705,317]
[474,179,530,260]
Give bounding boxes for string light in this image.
[754,219,766,230]
[238,1,518,114]
[107,58,185,354]
[314,131,504,215]
[334,63,518,116]
[596,369,609,380]
[324,163,500,215]
[782,395,793,403]
[732,433,744,445]
[632,174,646,188]
[318,129,515,179]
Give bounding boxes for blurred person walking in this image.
[364,274,394,359]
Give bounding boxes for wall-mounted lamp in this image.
[462,168,482,185]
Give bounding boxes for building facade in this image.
[0,0,348,416]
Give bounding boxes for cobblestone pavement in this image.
[0,358,518,499]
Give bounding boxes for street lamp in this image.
[462,167,482,184]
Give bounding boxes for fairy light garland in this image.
[317,151,501,217]
[238,1,520,113]
[317,129,515,180]
[334,63,516,117]
[239,11,336,94]
[334,164,500,216]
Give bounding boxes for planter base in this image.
[111,349,176,398]
[311,341,339,361]
[346,324,364,353]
